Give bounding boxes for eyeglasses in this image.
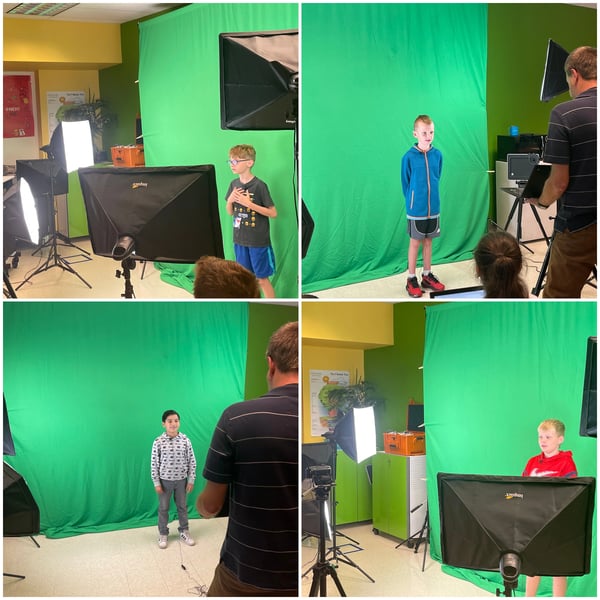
[227,159,252,166]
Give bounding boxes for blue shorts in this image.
[234,244,275,279]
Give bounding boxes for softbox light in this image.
[540,39,570,102]
[438,473,595,579]
[580,336,597,437]
[42,121,94,173]
[219,29,298,130]
[78,165,224,262]
[333,407,377,463]
[4,463,40,537]
[302,200,314,259]
[15,159,68,244]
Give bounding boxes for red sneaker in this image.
[406,276,423,298]
[421,272,445,292]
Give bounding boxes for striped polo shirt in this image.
[543,86,597,232]
[203,383,298,594]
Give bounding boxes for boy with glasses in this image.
[226,144,278,298]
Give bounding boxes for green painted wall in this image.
[365,302,435,447]
[486,3,596,217]
[246,303,298,401]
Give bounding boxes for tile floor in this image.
[301,522,488,597]
[4,519,227,597]
[4,520,490,597]
[4,238,191,300]
[307,240,597,300]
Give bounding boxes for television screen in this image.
[540,39,569,102]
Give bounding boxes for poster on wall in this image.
[47,91,85,138]
[310,369,350,437]
[3,75,35,138]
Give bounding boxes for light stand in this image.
[14,160,91,291]
[395,501,430,572]
[321,433,375,583]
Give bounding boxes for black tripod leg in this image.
[4,573,25,580]
[328,563,347,596]
[533,234,554,296]
[334,553,375,583]
[529,205,551,245]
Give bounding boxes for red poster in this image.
[4,74,35,138]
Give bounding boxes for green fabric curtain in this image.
[3,302,248,538]
[138,3,299,298]
[302,4,489,292]
[424,302,597,596]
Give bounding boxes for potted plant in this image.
[319,372,383,430]
[55,92,116,162]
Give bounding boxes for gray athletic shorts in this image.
[407,217,441,240]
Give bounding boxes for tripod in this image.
[395,502,430,572]
[501,187,550,254]
[309,484,346,597]
[322,435,375,583]
[16,181,92,290]
[116,257,137,298]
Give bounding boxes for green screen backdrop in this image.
[137,3,298,298]
[302,3,489,293]
[3,302,249,538]
[424,302,597,596]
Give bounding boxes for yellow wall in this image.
[302,344,365,443]
[3,18,121,68]
[302,302,394,442]
[302,302,394,348]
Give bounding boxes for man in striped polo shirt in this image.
[197,321,298,596]
[528,46,597,297]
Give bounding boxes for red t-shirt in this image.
[522,450,577,478]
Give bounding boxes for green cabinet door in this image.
[335,450,373,525]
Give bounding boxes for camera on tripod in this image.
[307,464,333,487]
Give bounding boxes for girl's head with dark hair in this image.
[474,231,529,298]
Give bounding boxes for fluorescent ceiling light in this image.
[7,3,79,17]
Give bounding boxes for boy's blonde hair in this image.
[538,419,566,437]
[230,144,256,161]
[414,114,433,129]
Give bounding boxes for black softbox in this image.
[219,30,298,130]
[540,39,570,102]
[580,336,597,437]
[438,473,595,578]
[78,165,224,262]
[4,463,40,536]
[15,159,68,240]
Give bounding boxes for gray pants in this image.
[158,478,188,535]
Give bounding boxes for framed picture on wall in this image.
[3,74,35,138]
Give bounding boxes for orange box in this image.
[384,431,425,455]
[111,145,145,167]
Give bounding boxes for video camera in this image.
[307,464,333,487]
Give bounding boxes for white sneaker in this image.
[180,530,195,546]
[158,534,168,549]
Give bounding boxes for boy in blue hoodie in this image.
[401,115,446,298]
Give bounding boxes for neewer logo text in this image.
[131,182,148,189]
[505,492,524,500]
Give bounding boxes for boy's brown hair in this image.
[193,256,260,298]
[538,419,566,437]
[414,114,433,129]
[229,144,256,161]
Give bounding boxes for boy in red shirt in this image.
[522,419,577,596]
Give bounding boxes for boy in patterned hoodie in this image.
[151,410,196,549]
